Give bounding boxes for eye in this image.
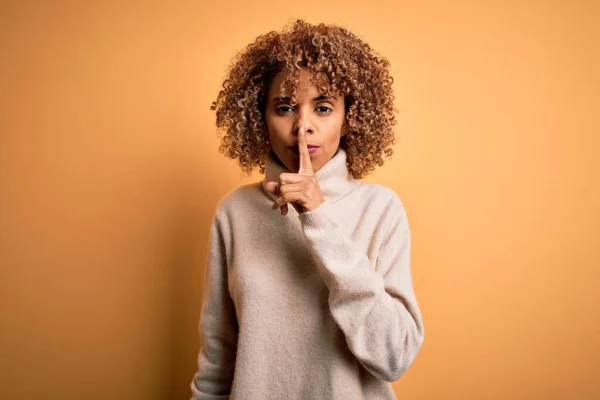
[276,106,294,114]
[316,106,333,114]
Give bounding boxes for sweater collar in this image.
[262,147,356,203]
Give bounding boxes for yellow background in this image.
[1,1,599,399]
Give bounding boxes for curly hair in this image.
[211,19,398,179]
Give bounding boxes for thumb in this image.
[264,181,278,195]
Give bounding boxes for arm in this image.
[191,215,238,399]
[298,194,424,382]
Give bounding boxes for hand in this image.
[264,128,325,215]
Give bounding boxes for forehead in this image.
[268,69,324,96]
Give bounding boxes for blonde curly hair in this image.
[211,19,398,179]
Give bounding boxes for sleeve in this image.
[298,194,424,382]
[190,215,238,399]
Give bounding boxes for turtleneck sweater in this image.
[191,148,424,400]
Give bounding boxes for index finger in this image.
[297,127,313,174]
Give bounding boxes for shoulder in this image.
[217,182,263,208]
[354,181,406,213]
[349,181,410,236]
[212,181,265,224]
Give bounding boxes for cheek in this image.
[265,127,284,149]
[266,117,290,141]
[264,113,277,137]
[323,117,345,138]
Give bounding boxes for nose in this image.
[293,108,314,136]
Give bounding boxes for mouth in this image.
[289,144,320,155]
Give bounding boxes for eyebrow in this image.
[271,95,338,104]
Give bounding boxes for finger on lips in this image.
[270,127,315,215]
[298,128,314,175]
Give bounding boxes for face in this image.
[264,68,347,173]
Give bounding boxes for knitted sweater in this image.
[191,148,424,399]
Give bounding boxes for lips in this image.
[289,144,319,154]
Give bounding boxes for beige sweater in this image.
[191,148,424,399]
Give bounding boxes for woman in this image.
[191,19,424,400]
